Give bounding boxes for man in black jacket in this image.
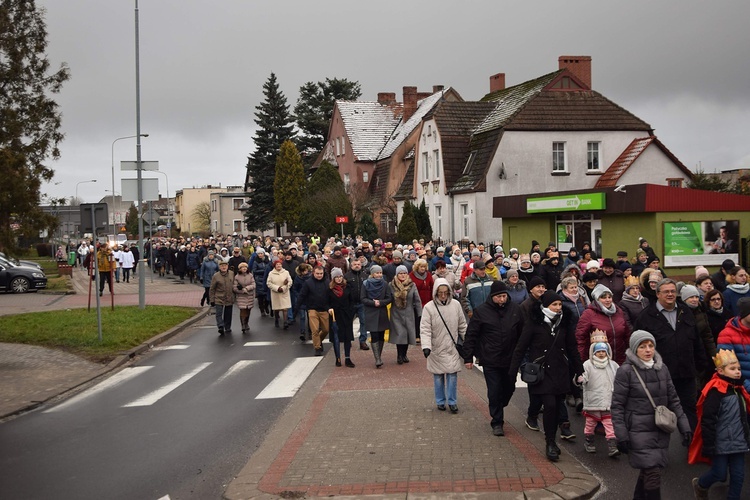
[463,281,524,437]
[634,278,708,430]
[345,258,370,350]
[297,266,331,356]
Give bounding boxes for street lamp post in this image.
[111,134,148,235]
[154,170,170,235]
[75,179,97,238]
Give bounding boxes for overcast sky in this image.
[38,0,750,205]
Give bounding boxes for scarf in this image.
[597,301,616,316]
[331,282,345,298]
[642,359,655,369]
[712,306,724,314]
[542,307,562,331]
[562,290,579,303]
[391,275,413,309]
[727,283,750,294]
[363,277,386,298]
[519,265,534,274]
[412,270,427,281]
[592,355,610,369]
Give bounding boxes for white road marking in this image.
[157,495,171,500]
[153,345,190,350]
[243,341,279,347]
[44,366,153,413]
[123,362,212,407]
[255,357,323,399]
[216,360,261,383]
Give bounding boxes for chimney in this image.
[489,73,506,93]
[433,85,445,93]
[377,92,396,105]
[403,86,418,122]
[558,55,592,89]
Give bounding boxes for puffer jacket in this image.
[233,271,256,309]
[199,257,219,287]
[252,257,270,296]
[460,272,494,315]
[693,374,750,459]
[619,293,649,328]
[186,250,201,271]
[717,317,750,393]
[420,278,467,375]
[611,349,690,469]
[209,269,235,305]
[463,293,524,367]
[580,343,619,411]
[575,301,631,365]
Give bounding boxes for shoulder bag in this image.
[434,302,466,359]
[521,324,561,386]
[631,365,677,433]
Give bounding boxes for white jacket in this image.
[581,343,619,412]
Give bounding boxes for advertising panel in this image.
[663,220,740,267]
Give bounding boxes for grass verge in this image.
[0,306,199,363]
[43,275,71,292]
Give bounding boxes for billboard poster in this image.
[556,223,573,253]
[663,220,740,267]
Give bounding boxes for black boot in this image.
[545,440,559,462]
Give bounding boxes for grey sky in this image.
[38,0,750,204]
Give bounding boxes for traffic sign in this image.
[335,216,349,224]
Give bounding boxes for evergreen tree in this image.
[294,78,361,170]
[356,212,379,242]
[397,201,419,244]
[298,162,353,237]
[124,204,139,238]
[686,170,732,192]
[415,199,433,241]
[244,73,296,232]
[0,1,70,254]
[273,140,305,229]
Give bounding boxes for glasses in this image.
[710,297,723,302]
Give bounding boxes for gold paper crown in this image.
[590,329,608,344]
[624,276,640,288]
[713,349,739,368]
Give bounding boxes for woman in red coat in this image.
[575,284,632,364]
[410,258,434,343]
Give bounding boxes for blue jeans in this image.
[288,289,297,323]
[355,303,367,342]
[698,452,745,499]
[433,373,457,406]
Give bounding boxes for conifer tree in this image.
[244,73,295,232]
[124,204,139,238]
[397,201,419,244]
[298,162,353,237]
[356,212,379,242]
[0,1,70,254]
[273,140,305,229]
[415,199,433,241]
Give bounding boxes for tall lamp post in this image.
[154,170,170,235]
[111,134,148,235]
[75,179,97,238]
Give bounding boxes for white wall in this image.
[619,145,691,186]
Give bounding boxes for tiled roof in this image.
[449,129,503,193]
[394,159,416,201]
[377,90,449,160]
[505,90,652,131]
[595,136,692,188]
[338,101,402,161]
[369,159,391,201]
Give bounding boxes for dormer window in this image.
[462,151,477,175]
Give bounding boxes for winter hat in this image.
[617,251,628,257]
[602,258,616,269]
[531,252,541,261]
[592,284,612,301]
[586,260,600,270]
[256,247,265,254]
[436,246,445,253]
[680,285,699,302]
[695,266,709,279]
[635,248,646,257]
[392,250,403,259]
[648,272,662,283]
[238,262,248,271]
[519,253,531,263]
[527,276,546,291]
[473,260,486,270]
[506,269,518,278]
[495,245,503,254]
[219,260,229,267]
[738,297,750,319]
[370,264,383,274]
[207,250,215,256]
[471,248,481,256]
[395,265,408,275]
[593,342,609,355]
[490,280,509,298]
[629,330,656,352]
[541,290,561,307]
[331,267,343,279]
[581,271,598,283]
[333,245,342,252]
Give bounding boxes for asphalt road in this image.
[0,311,317,500]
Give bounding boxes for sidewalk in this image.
[225,345,599,500]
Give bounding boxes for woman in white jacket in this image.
[421,278,467,413]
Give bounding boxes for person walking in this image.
[360,265,392,368]
[388,265,423,364]
[463,280,524,436]
[575,284,631,366]
[722,266,749,317]
[198,250,219,307]
[611,330,692,500]
[96,244,114,296]
[233,262,255,334]
[119,245,135,283]
[297,265,331,355]
[266,258,292,330]
[344,258,370,351]
[421,278,468,413]
[328,268,356,367]
[252,248,271,317]
[186,246,200,283]
[209,260,235,335]
[578,340,620,457]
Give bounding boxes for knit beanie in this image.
[694,266,709,279]
[581,271,598,283]
[527,276,546,291]
[586,260,600,270]
[490,280,508,298]
[370,265,383,274]
[541,290,561,307]
[738,297,750,319]
[593,342,609,355]
[396,265,408,275]
[680,285,699,302]
[629,330,656,353]
[331,267,343,279]
[506,269,518,278]
[471,248,481,256]
[592,284,612,301]
[392,250,403,259]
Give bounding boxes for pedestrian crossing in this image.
[44,343,323,413]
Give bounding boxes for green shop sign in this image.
[527,193,606,214]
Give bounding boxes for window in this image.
[667,178,683,188]
[435,205,442,238]
[212,220,218,232]
[422,152,429,180]
[211,199,217,212]
[552,142,566,172]
[587,142,601,171]
[460,204,469,239]
[232,198,244,210]
[362,171,369,183]
[344,173,350,193]
[380,213,397,235]
[340,137,345,155]
[434,150,440,178]
[462,151,477,175]
[233,220,243,232]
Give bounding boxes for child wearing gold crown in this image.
[688,349,750,499]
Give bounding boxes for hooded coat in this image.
[580,343,619,411]
[611,348,690,469]
[575,301,631,365]
[420,278,467,375]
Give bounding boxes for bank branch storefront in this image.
[493,184,750,278]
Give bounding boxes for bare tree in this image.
[191,202,211,232]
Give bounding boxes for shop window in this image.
[587,142,601,171]
[552,142,567,172]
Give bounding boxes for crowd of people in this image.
[73,232,749,499]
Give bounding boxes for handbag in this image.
[521,325,562,386]
[434,303,466,359]
[631,365,677,433]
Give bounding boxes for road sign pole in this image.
[91,209,103,342]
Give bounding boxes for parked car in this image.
[0,252,44,271]
[0,260,47,293]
